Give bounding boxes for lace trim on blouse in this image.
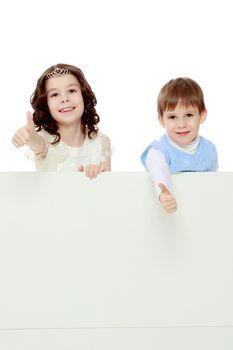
[26,131,111,171]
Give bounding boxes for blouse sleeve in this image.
[100,134,111,163]
[25,130,49,161]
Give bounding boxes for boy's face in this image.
[158,101,207,146]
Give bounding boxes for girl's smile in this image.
[59,107,76,113]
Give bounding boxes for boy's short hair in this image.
[157,77,206,115]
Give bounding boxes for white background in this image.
[0,0,232,171]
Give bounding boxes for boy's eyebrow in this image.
[164,111,177,116]
[165,109,197,115]
[46,83,80,94]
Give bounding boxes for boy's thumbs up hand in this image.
[159,183,177,214]
[12,111,37,148]
[159,183,170,195]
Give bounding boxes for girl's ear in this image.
[158,114,165,127]
[200,109,207,124]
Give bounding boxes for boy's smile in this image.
[158,101,207,146]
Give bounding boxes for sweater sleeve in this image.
[145,147,172,198]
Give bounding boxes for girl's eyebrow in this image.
[67,83,80,88]
[46,88,57,94]
[46,83,80,94]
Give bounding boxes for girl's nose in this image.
[60,95,69,103]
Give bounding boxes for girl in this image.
[12,63,111,178]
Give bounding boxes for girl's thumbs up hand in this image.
[12,111,36,148]
[159,183,177,214]
[25,111,36,133]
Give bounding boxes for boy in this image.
[141,77,218,214]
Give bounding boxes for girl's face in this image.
[158,100,207,146]
[45,74,84,127]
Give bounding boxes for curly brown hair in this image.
[30,63,100,144]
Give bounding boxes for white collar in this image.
[166,134,200,154]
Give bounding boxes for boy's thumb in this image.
[159,183,170,194]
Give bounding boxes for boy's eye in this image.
[186,113,193,117]
[168,115,176,119]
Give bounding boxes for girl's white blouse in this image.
[27,131,110,172]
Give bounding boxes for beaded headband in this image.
[45,67,70,80]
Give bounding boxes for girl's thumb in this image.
[26,111,35,130]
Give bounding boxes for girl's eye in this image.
[69,89,77,93]
[50,93,58,98]
[168,115,176,119]
[186,113,193,117]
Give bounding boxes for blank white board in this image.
[0,172,233,349]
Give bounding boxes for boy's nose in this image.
[178,118,186,127]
